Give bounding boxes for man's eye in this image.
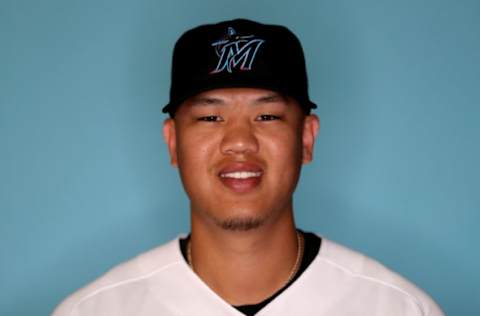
[256,114,281,121]
[198,116,223,122]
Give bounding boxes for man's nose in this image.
[220,119,259,155]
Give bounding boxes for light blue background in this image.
[1,0,479,315]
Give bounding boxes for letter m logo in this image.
[210,29,265,74]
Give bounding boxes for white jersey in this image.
[53,236,444,316]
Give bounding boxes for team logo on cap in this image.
[210,27,265,74]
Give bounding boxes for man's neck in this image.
[189,211,299,306]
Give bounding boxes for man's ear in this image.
[163,118,178,167]
[302,114,320,164]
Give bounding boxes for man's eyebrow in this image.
[186,92,288,106]
[188,96,225,106]
[254,93,289,104]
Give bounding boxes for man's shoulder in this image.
[309,237,444,316]
[52,237,183,316]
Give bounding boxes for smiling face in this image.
[163,88,319,231]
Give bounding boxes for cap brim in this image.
[162,81,316,115]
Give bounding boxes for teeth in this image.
[220,171,262,179]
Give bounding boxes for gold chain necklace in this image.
[187,231,304,285]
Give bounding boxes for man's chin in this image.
[216,216,265,232]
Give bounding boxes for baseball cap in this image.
[162,19,316,116]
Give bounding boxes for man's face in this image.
[163,88,319,231]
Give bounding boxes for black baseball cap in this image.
[162,19,316,116]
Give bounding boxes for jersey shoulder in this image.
[314,237,444,316]
[52,237,182,316]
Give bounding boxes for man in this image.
[53,19,444,315]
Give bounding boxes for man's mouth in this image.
[220,171,262,179]
[218,163,263,193]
